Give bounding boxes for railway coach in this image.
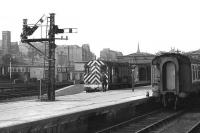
[84,60,132,92]
[152,52,200,109]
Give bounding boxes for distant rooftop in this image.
[125,42,154,57]
[127,52,154,56]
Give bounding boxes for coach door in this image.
[165,62,176,90]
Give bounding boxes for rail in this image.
[186,121,200,133]
[0,82,73,101]
[136,110,184,133]
[95,109,185,133]
[95,109,161,133]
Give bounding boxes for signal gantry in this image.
[21,13,77,101]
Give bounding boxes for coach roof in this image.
[152,52,193,65]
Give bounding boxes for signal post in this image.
[21,13,77,101]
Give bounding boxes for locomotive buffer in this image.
[21,13,77,101]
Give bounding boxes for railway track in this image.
[0,88,47,100]
[95,108,200,133]
[95,109,184,133]
[162,109,200,133]
[187,120,200,133]
[0,82,73,101]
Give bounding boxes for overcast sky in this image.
[1,0,200,57]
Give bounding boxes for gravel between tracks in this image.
[157,112,200,133]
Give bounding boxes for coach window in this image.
[194,65,198,80]
[195,65,197,80]
[192,65,195,81]
[194,65,196,80]
[196,65,198,80]
[198,66,200,80]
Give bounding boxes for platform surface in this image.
[0,86,152,129]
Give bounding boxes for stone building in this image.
[100,48,123,61]
[117,44,155,85]
[2,31,11,55]
[11,42,19,55]
[16,42,96,82]
[55,44,96,82]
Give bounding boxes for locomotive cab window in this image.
[85,66,91,74]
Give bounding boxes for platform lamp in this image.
[131,65,136,91]
[9,57,11,82]
[9,56,15,83]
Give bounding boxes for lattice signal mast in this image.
[21,13,77,101]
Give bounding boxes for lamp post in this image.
[9,57,12,83]
[131,65,136,91]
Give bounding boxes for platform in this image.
[0,86,152,132]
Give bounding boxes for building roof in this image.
[126,52,155,57]
[122,42,154,57]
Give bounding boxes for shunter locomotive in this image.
[152,53,200,109]
[84,60,132,92]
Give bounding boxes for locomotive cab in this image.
[84,60,132,92]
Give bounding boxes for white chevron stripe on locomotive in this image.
[85,72,96,83]
[91,60,101,66]
[84,73,93,82]
[91,69,101,75]
[84,75,90,82]
[91,77,101,84]
[87,60,93,66]
[91,65,100,72]
[84,68,101,82]
[84,60,107,84]
[99,60,105,65]
[85,73,101,84]
[88,74,100,84]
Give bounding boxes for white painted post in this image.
[40,79,42,100]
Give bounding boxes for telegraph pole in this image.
[48,13,56,101]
